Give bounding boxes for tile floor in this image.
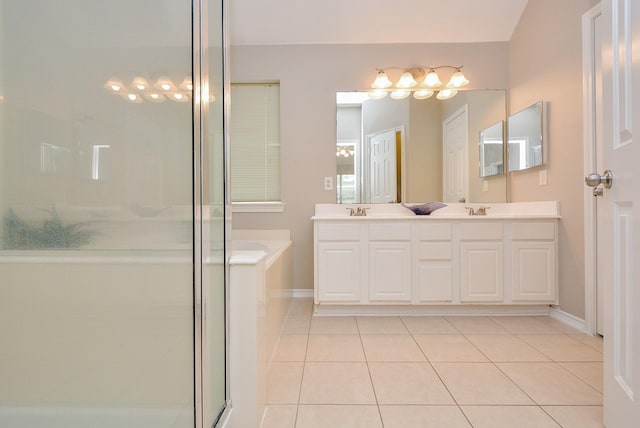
[262,299,603,428]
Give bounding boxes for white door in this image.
[599,0,640,425]
[443,106,468,203]
[368,129,397,203]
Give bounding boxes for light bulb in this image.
[120,93,143,103]
[413,89,434,100]
[144,93,166,103]
[396,70,417,89]
[436,89,457,100]
[447,69,469,88]
[180,77,193,91]
[390,90,410,100]
[168,93,190,103]
[104,78,125,92]
[423,70,442,88]
[371,70,393,89]
[155,76,175,91]
[368,90,388,100]
[132,76,149,91]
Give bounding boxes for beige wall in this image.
[231,43,509,290]
[508,0,595,318]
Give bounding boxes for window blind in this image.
[230,83,281,202]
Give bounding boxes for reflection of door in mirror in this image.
[336,90,507,203]
[442,106,468,203]
[366,129,400,203]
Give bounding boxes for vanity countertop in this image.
[312,201,561,220]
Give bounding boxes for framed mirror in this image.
[507,101,543,172]
[336,90,507,204]
[479,121,504,178]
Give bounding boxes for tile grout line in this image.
[400,316,475,428]
[355,317,386,428]
[293,302,313,428]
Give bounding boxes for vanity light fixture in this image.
[336,146,355,158]
[390,89,411,100]
[368,65,469,100]
[436,89,457,100]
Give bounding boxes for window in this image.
[230,83,281,205]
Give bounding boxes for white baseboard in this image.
[288,288,313,299]
[550,307,588,333]
[313,304,553,317]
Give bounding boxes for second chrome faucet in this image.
[465,206,491,216]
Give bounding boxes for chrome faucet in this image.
[465,206,491,216]
[346,207,370,216]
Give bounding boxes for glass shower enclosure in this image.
[0,1,228,427]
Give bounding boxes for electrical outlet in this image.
[539,169,548,186]
[482,180,489,192]
[324,176,333,190]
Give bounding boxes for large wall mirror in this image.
[336,90,507,204]
[507,101,543,172]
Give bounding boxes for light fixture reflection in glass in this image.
[144,93,166,103]
[396,71,417,89]
[120,93,143,103]
[371,70,393,89]
[104,78,125,92]
[447,69,469,88]
[155,76,175,91]
[132,76,149,91]
[390,89,410,100]
[413,89,434,100]
[368,90,388,100]
[180,77,193,91]
[167,93,190,102]
[436,89,458,100]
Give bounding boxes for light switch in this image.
[482,180,489,192]
[324,176,333,190]
[539,169,548,186]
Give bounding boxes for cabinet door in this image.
[368,241,411,301]
[512,241,556,302]
[460,242,503,302]
[317,242,361,302]
[417,241,453,303]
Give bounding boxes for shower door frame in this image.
[193,0,231,427]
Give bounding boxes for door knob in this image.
[585,170,613,189]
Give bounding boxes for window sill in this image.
[232,202,285,213]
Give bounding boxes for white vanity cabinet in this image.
[316,223,362,302]
[416,223,454,303]
[459,223,504,302]
[511,222,557,302]
[368,223,412,302]
[313,203,560,312]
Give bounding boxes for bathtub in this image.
[0,249,195,427]
[228,230,293,428]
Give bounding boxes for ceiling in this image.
[229,0,529,45]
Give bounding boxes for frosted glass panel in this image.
[0,1,200,426]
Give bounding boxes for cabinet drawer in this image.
[317,223,360,241]
[368,223,411,240]
[459,223,503,240]
[419,242,452,260]
[417,223,452,240]
[512,222,555,240]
